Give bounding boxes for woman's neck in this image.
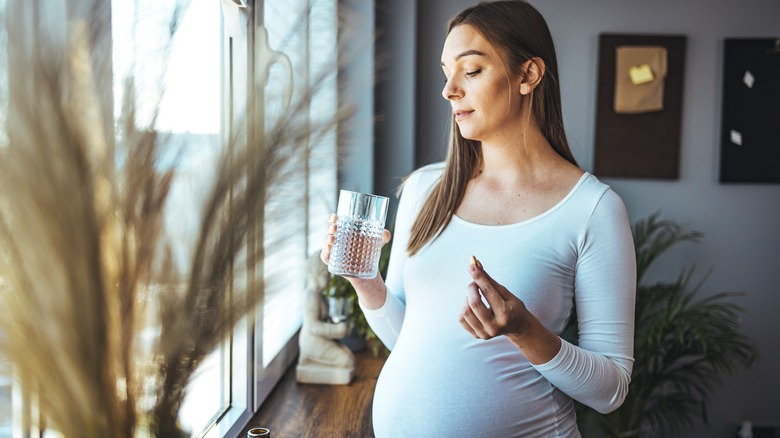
[478,124,561,181]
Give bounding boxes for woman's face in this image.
[440,24,524,143]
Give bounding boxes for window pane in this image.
[261,0,309,366]
[0,361,10,438]
[308,0,338,251]
[259,0,338,371]
[1,0,11,436]
[111,0,224,435]
[0,0,6,149]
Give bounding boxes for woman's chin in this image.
[456,126,481,142]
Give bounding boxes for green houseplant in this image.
[566,213,758,437]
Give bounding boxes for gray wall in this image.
[376,0,780,435]
[374,0,416,222]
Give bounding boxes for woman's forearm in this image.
[347,273,388,310]
[504,314,562,365]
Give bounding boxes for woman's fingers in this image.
[321,215,391,266]
[460,298,488,339]
[469,259,515,304]
[460,283,497,339]
[468,263,502,310]
[467,283,494,321]
[320,213,338,264]
[461,257,529,339]
[459,307,479,338]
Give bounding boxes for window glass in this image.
[253,0,337,408]
[257,0,337,366]
[111,0,223,435]
[1,0,340,435]
[0,0,12,436]
[0,0,6,149]
[0,361,10,438]
[307,0,338,252]
[261,0,308,366]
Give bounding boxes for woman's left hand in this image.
[459,257,531,340]
[459,257,562,364]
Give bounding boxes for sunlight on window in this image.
[111,0,223,436]
[0,355,10,438]
[0,0,11,435]
[261,0,308,367]
[0,0,7,150]
[112,0,220,134]
[260,0,337,367]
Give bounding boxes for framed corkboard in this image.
[719,38,780,183]
[594,34,687,179]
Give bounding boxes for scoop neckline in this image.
[451,172,591,229]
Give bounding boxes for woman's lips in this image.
[454,109,474,121]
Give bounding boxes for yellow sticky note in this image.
[629,64,654,85]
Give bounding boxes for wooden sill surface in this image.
[241,351,387,438]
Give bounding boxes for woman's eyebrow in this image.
[440,49,487,66]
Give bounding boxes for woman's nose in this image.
[442,77,462,101]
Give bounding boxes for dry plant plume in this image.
[0,1,350,436]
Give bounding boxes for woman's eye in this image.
[466,68,482,77]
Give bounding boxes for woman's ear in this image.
[519,57,546,95]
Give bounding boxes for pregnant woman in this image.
[321,1,636,436]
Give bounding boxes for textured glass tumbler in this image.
[328,190,389,278]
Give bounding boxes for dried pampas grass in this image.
[0,1,347,436]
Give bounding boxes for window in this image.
[1,0,339,436]
[112,1,227,435]
[1,1,13,436]
[113,0,338,435]
[254,0,338,408]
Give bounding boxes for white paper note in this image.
[730,129,743,146]
[743,71,755,89]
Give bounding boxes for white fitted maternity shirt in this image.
[361,162,636,438]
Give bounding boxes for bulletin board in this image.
[594,34,687,179]
[719,38,780,183]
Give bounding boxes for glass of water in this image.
[328,190,389,278]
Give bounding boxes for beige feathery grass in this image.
[0,2,348,436]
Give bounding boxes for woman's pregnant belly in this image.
[371,325,579,438]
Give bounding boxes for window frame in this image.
[201,0,340,435]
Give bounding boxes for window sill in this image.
[241,350,387,437]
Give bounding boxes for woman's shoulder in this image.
[411,162,445,180]
[581,174,625,207]
[574,173,629,225]
[401,162,445,195]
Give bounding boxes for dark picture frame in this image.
[719,38,780,184]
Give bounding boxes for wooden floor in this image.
[241,351,387,438]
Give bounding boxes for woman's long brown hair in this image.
[406,0,578,256]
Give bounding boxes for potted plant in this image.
[323,272,356,325]
[565,213,758,437]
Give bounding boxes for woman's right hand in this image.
[319,213,339,266]
[319,213,393,310]
[320,213,392,267]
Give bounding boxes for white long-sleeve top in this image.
[361,162,636,437]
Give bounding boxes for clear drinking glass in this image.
[328,190,389,278]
